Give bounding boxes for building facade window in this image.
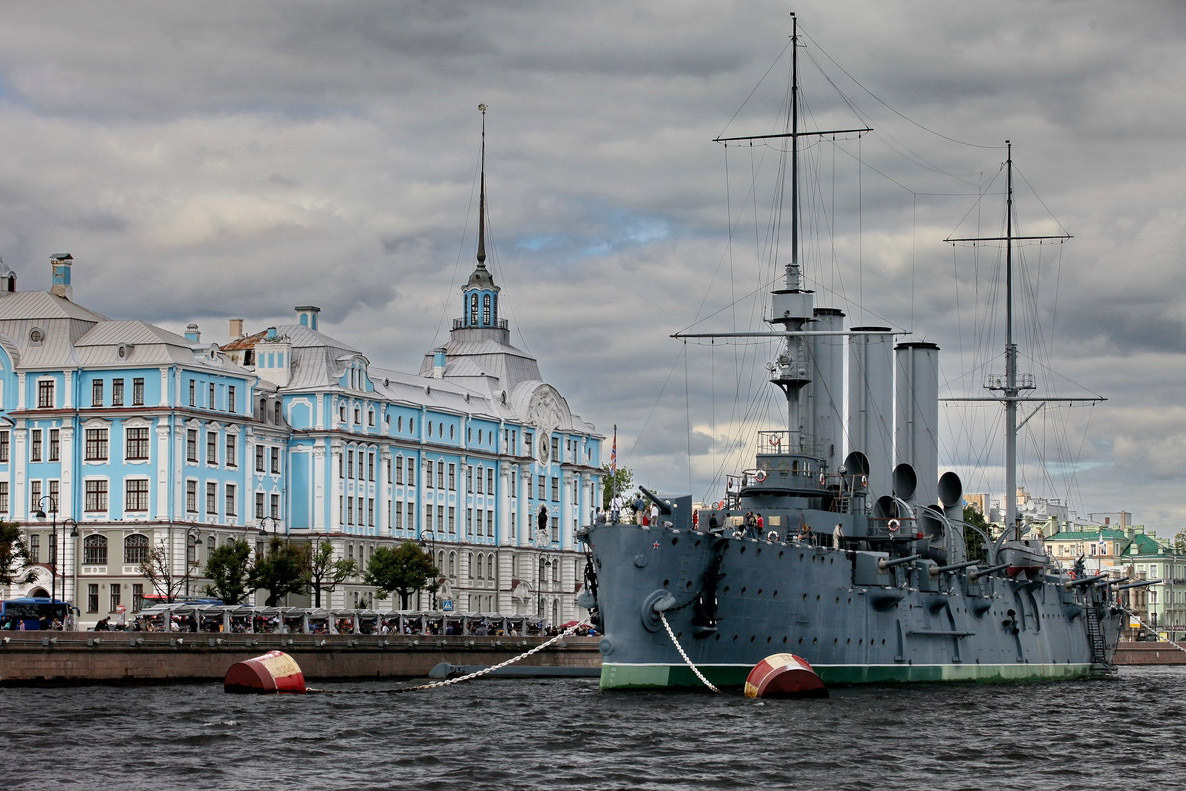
[85,480,108,512]
[0,430,8,462]
[225,483,237,516]
[37,380,54,408]
[87,584,99,613]
[186,480,198,513]
[206,431,217,465]
[92,380,104,407]
[48,429,59,462]
[30,429,42,462]
[126,427,149,460]
[109,583,121,612]
[83,534,108,565]
[270,447,281,474]
[125,479,149,512]
[112,378,124,406]
[206,482,217,515]
[226,434,237,467]
[85,428,109,461]
[186,429,198,462]
[132,377,144,406]
[124,533,149,565]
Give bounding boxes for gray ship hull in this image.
[583,521,1123,690]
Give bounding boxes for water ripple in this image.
[7,668,1184,790]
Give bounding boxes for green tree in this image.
[138,543,189,602]
[600,463,634,509]
[363,542,440,610]
[203,538,254,605]
[307,541,357,608]
[0,520,37,587]
[250,538,310,606]
[963,505,989,563]
[1175,529,1186,554]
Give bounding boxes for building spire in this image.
[477,103,488,267]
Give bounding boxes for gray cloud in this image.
[0,0,1182,531]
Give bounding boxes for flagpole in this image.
[610,424,618,496]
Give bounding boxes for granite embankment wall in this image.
[0,632,602,685]
[1114,641,1186,666]
[0,636,1170,685]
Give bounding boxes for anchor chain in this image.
[308,621,587,695]
[658,611,721,694]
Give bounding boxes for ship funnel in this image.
[892,463,917,502]
[938,471,964,520]
[848,328,893,499]
[874,495,900,520]
[894,342,939,509]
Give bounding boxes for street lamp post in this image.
[258,517,292,606]
[61,518,78,611]
[418,529,437,611]
[34,496,58,602]
[183,527,204,599]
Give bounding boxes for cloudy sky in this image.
[1,1,1183,533]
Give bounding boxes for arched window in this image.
[274,401,281,424]
[482,294,491,324]
[448,551,456,576]
[124,533,149,565]
[470,552,477,579]
[487,554,494,579]
[83,534,108,565]
[469,294,479,324]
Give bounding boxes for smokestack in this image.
[229,318,245,338]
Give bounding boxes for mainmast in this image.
[945,141,1092,543]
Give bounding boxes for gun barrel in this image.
[877,553,921,571]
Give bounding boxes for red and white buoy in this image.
[744,653,827,698]
[224,650,307,694]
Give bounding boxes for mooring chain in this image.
[307,622,587,695]
[658,611,721,694]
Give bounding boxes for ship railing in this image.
[756,430,826,458]
[870,516,917,540]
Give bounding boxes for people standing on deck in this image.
[649,502,661,528]
[633,495,644,524]
[800,522,813,545]
[833,522,844,549]
[744,511,757,538]
[610,494,623,524]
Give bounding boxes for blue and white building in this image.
[0,242,603,626]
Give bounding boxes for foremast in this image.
[683,12,871,460]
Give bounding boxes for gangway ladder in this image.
[1084,595,1115,675]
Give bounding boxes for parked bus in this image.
[138,594,224,610]
[0,597,73,630]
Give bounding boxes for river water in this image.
[10,666,1179,790]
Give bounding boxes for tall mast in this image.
[1003,141,1018,539]
[699,14,871,449]
[790,12,799,283]
[945,142,1089,548]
